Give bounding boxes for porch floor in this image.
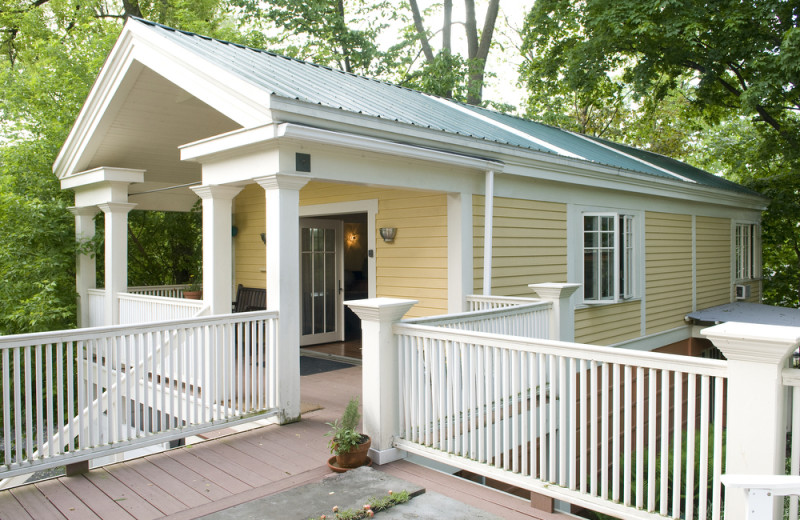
[0,366,549,520]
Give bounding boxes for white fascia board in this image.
[277,123,504,173]
[54,30,139,179]
[60,167,146,190]
[268,96,767,210]
[126,21,271,127]
[180,123,281,163]
[180,121,504,174]
[53,19,272,180]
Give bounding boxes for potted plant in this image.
[326,396,371,470]
[183,274,202,299]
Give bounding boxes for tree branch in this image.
[409,0,435,63]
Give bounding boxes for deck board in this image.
[0,365,551,520]
[58,474,137,520]
[34,479,102,520]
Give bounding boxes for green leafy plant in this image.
[326,396,366,455]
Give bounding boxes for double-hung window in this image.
[735,223,757,280]
[583,213,635,302]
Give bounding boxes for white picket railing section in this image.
[119,293,206,325]
[466,294,545,311]
[87,289,105,328]
[127,285,192,299]
[394,323,727,520]
[784,368,800,520]
[0,311,279,478]
[406,301,551,340]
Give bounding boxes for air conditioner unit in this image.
[735,284,751,300]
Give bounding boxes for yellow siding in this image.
[646,212,693,334]
[233,184,267,289]
[473,196,567,296]
[233,181,449,318]
[575,301,641,346]
[696,216,732,309]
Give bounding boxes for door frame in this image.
[299,200,377,300]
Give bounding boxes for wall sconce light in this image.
[346,232,359,247]
[379,227,397,243]
[260,232,266,244]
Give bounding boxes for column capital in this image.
[702,322,800,365]
[255,173,310,192]
[346,298,418,323]
[68,206,99,217]
[190,184,243,201]
[97,202,137,215]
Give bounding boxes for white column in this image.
[255,173,309,424]
[702,322,800,520]
[346,298,417,464]
[191,185,243,315]
[98,202,136,325]
[529,283,582,342]
[69,206,98,328]
[447,192,473,313]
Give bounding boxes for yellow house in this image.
[55,18,767,362]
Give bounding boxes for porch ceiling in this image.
[85,65,242,208]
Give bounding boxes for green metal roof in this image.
[134,18,757,197]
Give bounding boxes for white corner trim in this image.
[425,95,585,160]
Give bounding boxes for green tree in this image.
[0,0,245,334]
[520,0,800,306]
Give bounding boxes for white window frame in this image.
[735,222,759,281]
[582,211,639,304]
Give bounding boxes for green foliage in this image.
[313,490,410,519]
[326,396,364,455]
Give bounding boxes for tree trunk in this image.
[465,0,500,105]
[443,0,452,52]
[121,0,143,19]
[409,0,435,63]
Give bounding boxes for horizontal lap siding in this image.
[696,216,732,309]
[473,196,567,296]
[301,181,448,318]
[233,184,267,289]
[646,212,693,335]
[575,301,641,345]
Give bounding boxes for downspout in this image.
[483,170,494,295]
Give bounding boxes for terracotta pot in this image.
[183,290,202,300]
[335,435,371,469]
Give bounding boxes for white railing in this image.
[127,285,192,299]
[87,289,105,328]
[394,323,727,520]
[406,301,551,340]
[0,311,279,478]
[119,293,205,325]
[784,368,800,520]
[466,294,544,311]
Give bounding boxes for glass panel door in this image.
[300,218,344,346]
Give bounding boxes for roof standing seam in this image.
[132,18,757,195]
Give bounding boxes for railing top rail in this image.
[127,284,190,291]
[118,292,204,305]
[404,301,552,326]
[465,294,544,304]
[0,309,278,348]
[394,322,727,377]
[782,366,800,387]
[87,288,105,294]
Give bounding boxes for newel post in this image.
[346,298,417,465]
[702,322,800,520]
[529,283,581,342]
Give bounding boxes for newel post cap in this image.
[701,322,800,364]
[529,283,582,300]
[345,298,418,322]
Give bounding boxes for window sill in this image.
[577,298,641,310]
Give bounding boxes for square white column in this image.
[69,206,98,328]
[98,202,136,325]
[256,173,309,424]
[191,185,243,315]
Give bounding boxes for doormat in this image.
[300,355,356,376]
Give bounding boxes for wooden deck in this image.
[0,366,549,520]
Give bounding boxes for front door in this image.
[299,218,344,346]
